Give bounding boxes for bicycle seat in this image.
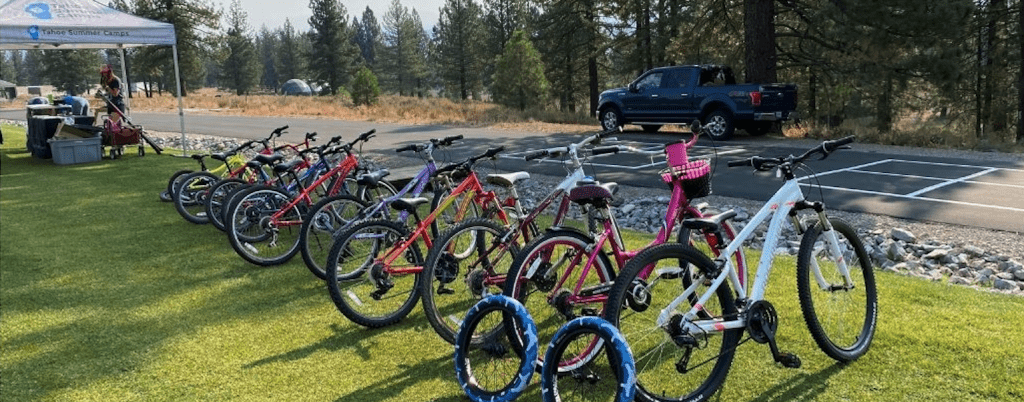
[191,154,207,161]
[272,159,303,174]
[486,171,530,187]
[357,169,391,187]
[390,197,430,214]
[210,152,229,162]
[248,153,283,168]
[568,182,618,206]
[682,209,737,232]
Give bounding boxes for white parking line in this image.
[505,142,747,170]
[798,158,1024,213]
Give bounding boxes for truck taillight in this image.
[750,91,762,107]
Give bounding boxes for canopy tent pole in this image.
[118,46,130,116]
[172,44,186,156]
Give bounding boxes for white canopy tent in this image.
[0,0,187,152]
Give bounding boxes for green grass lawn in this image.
[2,123,1023,401]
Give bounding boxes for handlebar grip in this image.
[272,125,289,135]
[825,135,855,151]
[395,144,417,153]
[359,129,376,140]
[437,134,464,146]
[484,146,505,158]
[524,150,548,161]
[305,132,318,141]
[591,146,619,156]
[727,158,753,168]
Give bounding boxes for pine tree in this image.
[256,26,280,91]
[493,30,549,110]
[434,0,485,99]
[277,19,307,84]
[351,66,382,106]
[129,0,220,96]
[308,0,357,96]
[37,50,103,94]
[354,7,382,68]
[380,0,429,96]
[220,0,259,95]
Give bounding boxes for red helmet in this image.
[100,65,112,76]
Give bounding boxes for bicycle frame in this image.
[265,151,361,227]
[377,170,510,276]
[660,177,851,333]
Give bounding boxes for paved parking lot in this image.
[501,137,1024,233]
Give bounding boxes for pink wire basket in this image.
[661,140,712,198]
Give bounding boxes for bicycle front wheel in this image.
[454,295,538,402]
[420,218,520,345]
[797,217,877,362]
[206,178,248,232]
[226,186,303,266]
[541,316,636,402]
[325,219,422,328]
[603,243,740,402]
[299,194,368,280]
[503,229,615,372]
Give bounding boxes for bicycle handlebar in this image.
[396,134,464,153]
[523,149,548,161]
[591,146,620,156]
[434,146,505,176]
[728,136,856,171]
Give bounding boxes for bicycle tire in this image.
[206,178,248,232]
[221,183,257,227]
[299,193,368,280]
[796,217,877,362]
[325,219,422,328]
[454,295,539,402]
[226,186,303,266]
[173,171,219,224]
[420,218,520,345]
[603,243,740,402]
[541,316,636,402]
[163,169,193,202]
[503,229,615,372]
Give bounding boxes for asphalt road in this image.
[4,109,1022,233]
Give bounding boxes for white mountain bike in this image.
[603,134,878,402]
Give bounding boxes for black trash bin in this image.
[27,116,65,159]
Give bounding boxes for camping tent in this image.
[0,0,187,152]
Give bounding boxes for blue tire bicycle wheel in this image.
[454,295,538,402]
[541,316,636,402]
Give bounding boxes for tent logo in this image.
[28,25,40,40]
[25,3,52,20]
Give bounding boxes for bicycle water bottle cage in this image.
[357,169,391,187]
[389,197,430,214]
[568,182,619,207]
[485,171,531,188]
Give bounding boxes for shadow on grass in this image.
[332,354,464,402]
[242,323,369,369]
[738,361,847,402]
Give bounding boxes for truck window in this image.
[636,73,662,91]
[665,69,694,88]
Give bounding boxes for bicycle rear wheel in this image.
[454,295,538,402]
[603,243,740,402]
[541,316,636,402]
[503,229,615,373]
[797,217,877,362]
[420,218,520,345]
[299,193,368,280]
[163,169,193,202]
[226,186,303,266]
[173,171,219,224]
[325,219,422,328]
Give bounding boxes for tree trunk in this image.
[743,0,777,84]
[1019,0,1024,142]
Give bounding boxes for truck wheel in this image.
[705,109,735,141]
[641,125,661,133]
[600,107,622,131]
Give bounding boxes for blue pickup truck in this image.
[597,65,798,140]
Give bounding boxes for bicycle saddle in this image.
[390,197,430,214]
[357,169,391,187]
[568,181,618,206]
[272,159,303,174]
[682,209,737,232]
[486,171,531,187]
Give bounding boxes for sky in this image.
[233,0,443,33]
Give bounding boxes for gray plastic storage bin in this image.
[48,136,102,165]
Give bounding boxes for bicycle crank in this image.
[746,300,801,368]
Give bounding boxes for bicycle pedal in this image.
[437,286,454,295]
[580,308,598,316]
[775,352,802,369]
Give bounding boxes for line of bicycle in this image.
[161,122,878,402]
